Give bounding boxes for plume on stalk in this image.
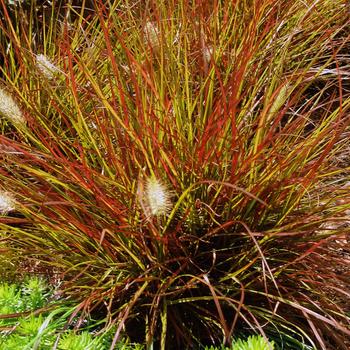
[0,191,15,215]
[0,88,25,125]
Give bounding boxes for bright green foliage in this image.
[0,276,50,329]
[0,283,20,314]
[21,277,49,310]
[0,335,32,350]
[57,331,105,350]
[205,335,274,350]
[17,314,45,335]
[8,314,56,350]
[0,279,144,349]
[232,335,274,350]
[0,278,54,349]
[58,331,145,350]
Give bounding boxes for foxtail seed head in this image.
[0,87,25,125]
[202,45,213,64]
[143,21,160,50]
[141,177,173,217]
[0,191,16,215]
[36,54,59,80]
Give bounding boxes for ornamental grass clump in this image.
[0,1,349,349]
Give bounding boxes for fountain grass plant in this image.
[0,0,350,349]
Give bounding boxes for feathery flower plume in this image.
[36,54,59,80]
[0,191,16,215]
[202,45,213,64]
[0,87,25,125]
[138,177,173,217]
[267,83,290,120]
[146,177,173,216]
[143,21,160,50]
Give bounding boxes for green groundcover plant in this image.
[205,335,274,350]
[0,0,349,349]
[0,278,273,350]
[0,277,142,349]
